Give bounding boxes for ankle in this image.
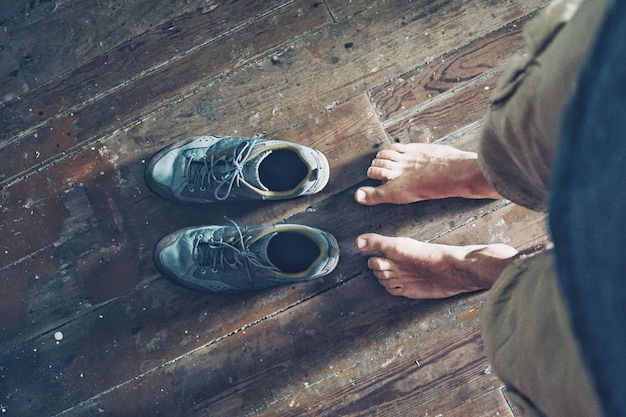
[459,244,518,289]
[454,153,501,200]
[440,244,517,292]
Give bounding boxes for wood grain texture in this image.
[0,0,331,184]
[370,17,530,123]
[0,0,225,93]
[0,0,552,415]
[0,94,384,345]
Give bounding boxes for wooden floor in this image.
[0,1,551,415]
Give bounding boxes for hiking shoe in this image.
[153,220,340,292]
[145,135,330,202]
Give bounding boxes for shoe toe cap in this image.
[154,231,194,279]
[149,151,178,188]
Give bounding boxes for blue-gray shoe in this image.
[154,221,340,291]
[145,135,330,202]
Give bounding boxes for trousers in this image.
[477,1,609,416]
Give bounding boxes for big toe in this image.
[356,233,389,253]
[355,186,388,205]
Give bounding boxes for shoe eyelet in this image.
[188,186,195,192]
[211,268,218,273]
[200,186,206,191]
[200,269,207,274]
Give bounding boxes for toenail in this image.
[355,189,366,202]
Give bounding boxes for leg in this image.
[482,249,601,417]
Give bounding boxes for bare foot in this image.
[356,233,518,299]
[355,143,501,206]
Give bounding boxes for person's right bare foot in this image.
[355,143,501,205]
[356,233,518,299]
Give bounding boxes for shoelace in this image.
[184,141,256,200]
[192,218,279,281]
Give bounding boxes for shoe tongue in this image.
[241,150,272,191]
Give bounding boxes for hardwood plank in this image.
[326,0,548,24]
[0,1,554,416]
[0,93,385,345]
[383,70,499,144]
[0,180,546,416]
[0,0,309,142]
[0,0,331,185]
[77,292,498,417]
[168,0,549,142]
[0,30,28,102]
[0,257,33,336]
[369,17,529,123]
[0,0,547,187]
[437,202,548,250]
[0,143,121,282]
[0,0,223,93]
[36,196,543,416]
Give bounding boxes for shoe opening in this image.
[267,231,321,274]
[258,149,308,191]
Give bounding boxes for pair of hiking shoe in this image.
[146,135,340,292]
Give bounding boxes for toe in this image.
[370,158,395,170]
[354,185,387,205]
[373,269,394,280]
[368,256,393,271]
[376,148,403,161]
[356,233,394,254]
[354,188,369,205]
[366,166,393,182]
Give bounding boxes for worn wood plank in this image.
[0,0,331,185]
[0,143,123,284]
[0,93,385,346]
[437,202,548,249]
[369,17,530,124]
[0,1,553,416]
[326,0,548,24]
[167,0,549,142]
[0,0,312,143]
[0,175,546,416]
[0,0,547,187]
[30,195,544,417]
[384,71,499,144]
[0,0,224,94]
[0,29,28,102]
[64,291,499,417]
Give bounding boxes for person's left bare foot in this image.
[356,233,518,299]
